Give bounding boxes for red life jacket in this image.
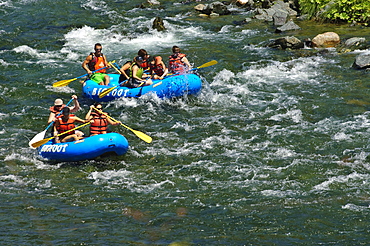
[49,104,66,114]
[88,53,107,73]
[90,112,108,135]
[56,115,76,136]
[168,53,187,73]
[149,62,165,76]
[140,57,150,70]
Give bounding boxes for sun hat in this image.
[54,99,63,106]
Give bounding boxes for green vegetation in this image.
[298,0,370,25]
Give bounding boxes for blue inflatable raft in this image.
[38,133,129,162]
[82,73,202,102]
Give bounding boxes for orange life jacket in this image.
[149,62,165,76]
[56,115,76,136]
[88,53,107,73]
[90,112,108,135]
[140,57,150,70]
[49,104,66,114]
[168,53,187,73]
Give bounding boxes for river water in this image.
[1,0,370,245]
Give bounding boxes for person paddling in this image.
[85,103,120,136]
[82,43,111,85]
[48,95,80,124]
[149,56,168,79]
[168,46,191,74]
[123,56,153,88]
[118,60,133,82]
[53,107,87,143]
[137,49,151,70]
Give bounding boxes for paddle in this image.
[98,62,127,98]
[191,59,217,71]
[167,60,218,76]
[92,107,152,143]
[28,98,74,148]
[52,60,115,87]
[31,122,91,148]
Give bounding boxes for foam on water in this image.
[13,45,63,65]
[0,172,52,192]
[342,203,370,211]
[60,9,216,64]
[313,172,370,191]
[269,109,303,123]
[0,0,13,8]
[88,168,176,193]
[0,58,12,67]
[46,84,76,94]
[88,169,133,185]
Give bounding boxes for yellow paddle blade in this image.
[128,127,153,143]
[197,60,218,69]
[108,61,122,74]
[31,137,52,148]
[53,78,77,87]
[99,86,117,98]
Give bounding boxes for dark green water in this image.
[1,0,370,245]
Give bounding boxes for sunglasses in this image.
[95,48,102,51]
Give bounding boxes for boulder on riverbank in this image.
[337,37,369,53]
[275,20,301,32]
[266,36,304,50]
[254,0,297,26]
[352,53,370,70]
[311,32,340,48]
[139,0,161,8]
[194,1,231,16]
[234,0,254,10]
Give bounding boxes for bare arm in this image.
[48,112,56,124]
[53,121,59,135]
[119,62,131,80]
[85,105,94,120]
[74,116,87,124]
[161,61,168,78]
[70,95,81,113]
[82,55,93,74]
[181,57,191,69]
[102,54,111,68]
[107,116,120,126]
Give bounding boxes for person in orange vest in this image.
[82,43,111,85]
[47,95,81,124]
[85,103,120,136]
[168,46,191,74]
[149,56,168,80]
[53,107,87,143]
[137,49,151,70]
[48,95,84,138]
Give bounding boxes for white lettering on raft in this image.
[91,88,129,97]
[92,88,105,96]
[40,144,68,153]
